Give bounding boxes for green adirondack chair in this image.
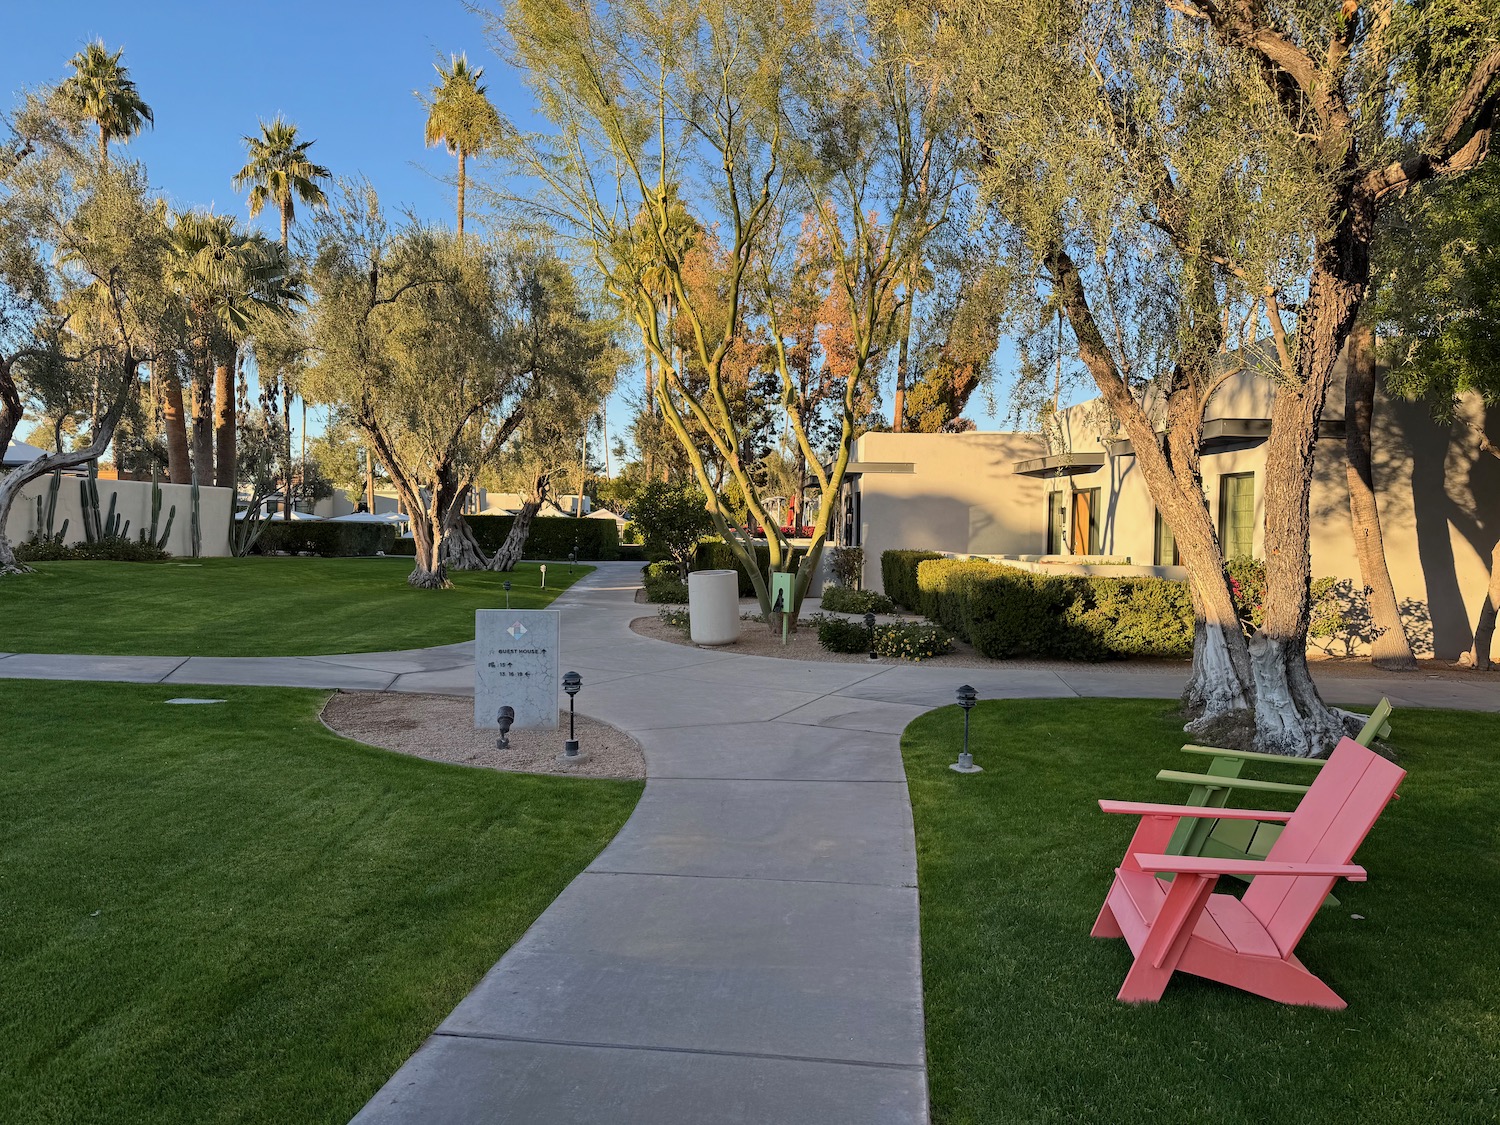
[1157,699,1394,898]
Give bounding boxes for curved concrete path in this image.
[3,563,1495,1124]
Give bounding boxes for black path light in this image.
[865,610,878,660]
[561,670,583,759]
[503,579,512,609]
[950,684,983,773]
[496,705,515,750]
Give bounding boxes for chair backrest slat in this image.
[1242,738,1405,954]
[1355,698,1394,747]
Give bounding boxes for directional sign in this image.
[475,609,559,729]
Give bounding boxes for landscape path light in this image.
[865,610,878,660]
[503,579,512,609]
[561,670,583,760]
[950,684,983,773]
[496,705,515,750]
[540,563,547,589]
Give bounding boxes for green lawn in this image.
[0,557,588,655]
[0,681,641,1125]
[903,699,1499,1125]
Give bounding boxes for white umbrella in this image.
[327,511,392,523]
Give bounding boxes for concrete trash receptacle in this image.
[688,569,740,646]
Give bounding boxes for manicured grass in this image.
[903,699,1499,1125]
[0,681,641,1125]
[0,557,588,655]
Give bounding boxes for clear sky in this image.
[2,0,1024,453]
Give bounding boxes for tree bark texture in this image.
[1343,322,1416,669]
[162,372,192,485]
[456,148,466,242]
[490,499,539,572]
[190,359,214,486]
[213,360,236,491]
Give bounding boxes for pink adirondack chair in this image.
[1091,737,1404,1009]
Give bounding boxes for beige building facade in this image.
[846,361,1499,662]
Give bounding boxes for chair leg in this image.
[1091,899,1124,939]
[1116,872,1215,1004]
[1118,957,1176,1003]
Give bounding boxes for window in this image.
[1219,473,1256,559]
[1071,488,1100,555]
[1046,491,1068,554]
[1154,511,1180,566]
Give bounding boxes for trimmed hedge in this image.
[693,539,807,598]
[914,557,1193,661]
[881,550,946,611]
[462,515,619,560]
[252,522,396,557]
[17,533,169,563]
[388,537,415,556]
[617,543,647,562]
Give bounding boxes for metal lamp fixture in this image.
[496,705,515,750]
[950,684,983,773]
[503,579,512,609]
[561,670,583,759]
[865,610,878,660]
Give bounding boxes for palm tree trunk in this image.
[1344,322,1416,669]
[279,201,294,518]
[457,147,466,241]
[99,125,108,167]
[163,372,192,485]
[214,359,235,490]
[190,357,214,483]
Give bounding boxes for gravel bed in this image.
[321,691,645,779]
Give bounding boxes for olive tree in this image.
[0,89,169,577]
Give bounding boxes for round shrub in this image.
[874,622,953,661]
[816,614,872,654]
[819,584,896,615]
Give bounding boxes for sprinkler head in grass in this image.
[496,705,515,750]
[865,610,878,660]
[951,684,983,773]
[561,671,584,760]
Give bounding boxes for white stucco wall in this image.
[7,474,235,557]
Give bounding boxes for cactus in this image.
[42,470,61,537]
[146,468,177,551]
[189,474,202,558]
[102,491,121,537]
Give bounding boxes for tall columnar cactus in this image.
[147,468,177,551]
[79,464,103,543]
[190,477,202,558]
[34,470,63,539]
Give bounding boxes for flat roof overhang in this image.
[1012,452,1108,477]
[844,461,916,477]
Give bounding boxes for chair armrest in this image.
[1180,745,1327,768]
[1098,800,1295,821]
[1155,769,1312,796]
[1132,854,1367,881]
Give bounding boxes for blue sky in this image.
[2,0,1023,452]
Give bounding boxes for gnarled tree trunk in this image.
[492,499,540,572]
[1465,537,1499,670]
[1344,322,1417,669]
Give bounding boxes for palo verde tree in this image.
[487,0,955,626]
[0,88,170,577]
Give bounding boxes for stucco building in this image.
[844,359,1499,662]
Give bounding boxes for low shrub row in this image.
[819,584,896,615]
[814,614,952,660]
[16,533,169,563]
[881,550,946,611]
[912,556,1193,660]
[693,539,807,598]
[252,522,396,557]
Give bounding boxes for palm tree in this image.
[59,41,154,165]
[231,116,331,248]
[232,117,328,514]
[421,54,500,240]
[164,211,300,488]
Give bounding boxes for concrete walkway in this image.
[3,562,1495,1124]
